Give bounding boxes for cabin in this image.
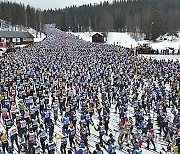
[0,31,34,48]
[92,33,105,43]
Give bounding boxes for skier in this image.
[32,143,41,154]
[11,101,18,121]
[74,141,88,154]
[146,128,156,151]
[46,138,56,154]
[94,122,105,146]
[9,125,19,151]
[80,125,89,147]
[42,108,51,130]
[5,117,13,136]
[93,144,104,154]
[38,124,47,153]
[61,113,70,130]
[103,113,110,135]
[51,99,58,123]
[48,119,54,139]
[27,127,36,152]
[67,123,76,148]
[32,117,38,133]
[0,131,9,154]
[60,132,68,154]
[19,119,27,138]
[103,138,116,154]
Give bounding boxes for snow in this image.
[71,31,180,51]
[33,33,46,42]
[71,32,138,48]
[14,44,27,48]
[107,32,138,48]
[150,39,180,51]
[70,32,94,42]
[27,27,46,42]
[140,54,180,61]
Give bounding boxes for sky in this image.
[10,0,114,10]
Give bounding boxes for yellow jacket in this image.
[176,92,180,98]
[0,133,8,143]
[124,122,129,134]
[173,145,178,154]
[19,102,25,110]
[89,107,94,113]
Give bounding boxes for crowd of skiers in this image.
[0,24,179,154]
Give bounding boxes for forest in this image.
[0,0,179,40]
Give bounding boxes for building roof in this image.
[92,33,104,37]
[0,31,34,38]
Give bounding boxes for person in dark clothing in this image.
[38,124,47,153]
[60,133,68,154]
[93,144,104,154]
[49,119,54,139]
[94,122,105,146]
[146,129,156,151]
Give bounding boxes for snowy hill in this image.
[71,31,180,51]
[70,31,139,47]
[107,32,138,47]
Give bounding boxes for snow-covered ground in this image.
[140,54,180,61]
[107,32,138,48]
[21,27,46,43]
[70,32,94,42]
[71,31,180,51]
[33,32,46,42]
[150,39,180,51]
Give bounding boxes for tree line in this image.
[0,0,180,40]
[0,1,43,33]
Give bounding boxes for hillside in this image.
[71,31,180,51]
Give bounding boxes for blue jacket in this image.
[133,149,142,154]
[75,149,83,154]
[107,143,116,154]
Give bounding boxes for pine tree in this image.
[148,10,165,41]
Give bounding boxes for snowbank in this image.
[106,32,138,48]
[71,31,180,51]
[34,33,46,42]
[140,54,180,61]
[150,39,180,50]
[70,32,95,42]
